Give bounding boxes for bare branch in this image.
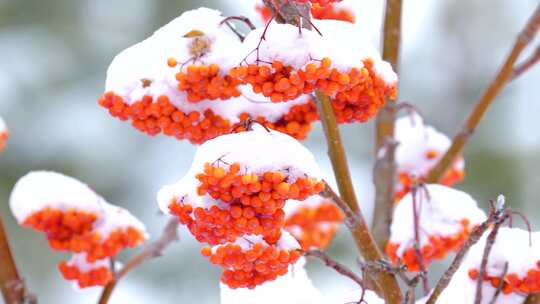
[512,45,540,80]
[98,218,179,304]
[304,250,364,290]
[0,216,33,304]
[488,262,508,304]
[426,4,540,183]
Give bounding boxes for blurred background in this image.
[1,0,539,303]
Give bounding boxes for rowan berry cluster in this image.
[284,195,344,250]
[10,171,147,288]
[0,116,8,152]
[386,185,486,272]
[98,8,396,144]
[159,127,327,288]
[394,114,465,200]
[465,228,540,296]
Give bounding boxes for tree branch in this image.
[512,45,540,80]
[0,216,30,304]
[371,0,402,252]
[426,4,540,183]
[315,90,402,304]
[426,209,506,304]
[304,250,364,289]
[525,293,540,304]
[98,218,179,304]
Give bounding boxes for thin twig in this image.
[474,215,507,304]
[0,216,31,304]
[315,90,402,304]
[411,186,430,294]
[304,250,365,293]
[512,45,540,80]
[426,4,540,183]
[97,218,179,304]
[320,180,361,229]
[488,262,508,304]
[372,0,402,253]
[425,207,505,304]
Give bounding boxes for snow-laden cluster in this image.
[0,116,8,152]
[220,257,382,304]
[9,171,147,288]
[465,228,540,296]
[158,127,327,288]
[284,195,344,250]
[394,113,465,200]
[99,7,396,144]
[386,184,486,271]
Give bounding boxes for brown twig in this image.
[488,262,508,304]
[0,216,30,304]
[411,186,430,294]
[98,218,179,304]
[304,250,365,303]
[426,205,506,304]
[474,214,507,304]
[512,45,540,80]
[321,180,361,229]
[371,0,402,253]
[315,90,402,304]
[426,4,540,183]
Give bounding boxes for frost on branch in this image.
[284,195,344,250]
[466,228,540,296]
[158,127,325,288]
[386,184,486,272]
[394,113,465,200]
[9,171,147,288]
[0,115,8,152]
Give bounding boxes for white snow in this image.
[395,113,464,178]
[284,194,327,218]
[92,201,149,240]
[464,227,540,279]
[105,7,242,105]
[390,184,487,256]
[0,116,6,133]
[157,127,323,213]
[9,171,105,223]
[65,253,110,273]
[240,19,397,85]
[330,288,384,304]
[220,257,325,304]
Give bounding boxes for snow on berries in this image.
[284,195,344,250]
[394,113,465,200]
[0,116,8,152]
[466,228,540,296]
[10,171,147,288]
[158,127,325,287]
[58,253,114,289]
[386,184,486,272]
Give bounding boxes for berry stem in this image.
[525,293,540,304]
[315,90,402,304]
[97,218,179,304]
[371,0,402,252]
[425,4,540,184]
[0,215,30,304]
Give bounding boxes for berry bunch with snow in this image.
[158,126,325,288]
[98,8,396,144]
[467,228,540,296]
[10,171,147,288]
[284,195,344,250]
[0,116,8,153]
[386,184,486,272]
[394,113,465,200]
